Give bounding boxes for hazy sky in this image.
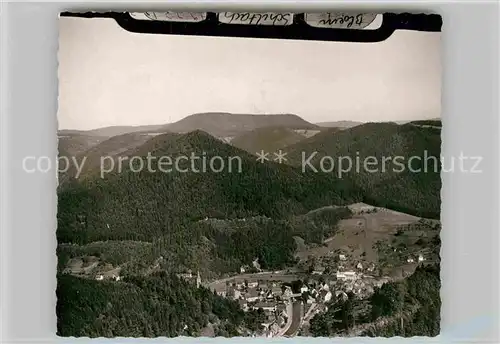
[58,17,441,130]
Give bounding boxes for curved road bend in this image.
[283,302,302,337]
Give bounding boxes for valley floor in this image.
[57,202,441,338]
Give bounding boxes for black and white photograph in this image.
[55,12,442,338]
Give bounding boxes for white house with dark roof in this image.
[248,281,258,288]
[336,271,357,281]
[253,302,276,312]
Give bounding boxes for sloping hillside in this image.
[57,130,359,245]
[231,127,307,154]
[58,134,107,158]
[57,272,265,337]
[285,123,441,218]
[59,132,168,185]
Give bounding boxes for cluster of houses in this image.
[94,267,123,282]
[406,254,426,264]
[221,280,290,334]
[222,280,289,305]
[302,252,409,298]
[95,274,121,281]
[221,277,342,312]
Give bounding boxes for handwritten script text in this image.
[219,12,293,26]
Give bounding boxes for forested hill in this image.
[60,132,162,185]
[285,122,442,219]
[56,272,267,337]
[58,134,106,158]
[57,130,360,244]
[363,264,441,337]
[231,126,306,154]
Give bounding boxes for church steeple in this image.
[196,271,201,288]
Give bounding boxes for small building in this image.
[247,281,258,289]
[300,286,309,293]
[270,323,280,336]
[177,269,193,279]
[283,287,293,299]
[240,266,246,274]
[339,254,347,261]
[233,289,242,300]
[407,257,414,263]
[356,262,363,270]
[276,303,286,313]
[259,281,269,289]
[96,275,104,281]
[312,264,326,275]
[253,302,276,312]
[418,254,425,262]
[226,286,235,298]
[336,271,357,281]
[246,288,261,302]
[324,291,333,303]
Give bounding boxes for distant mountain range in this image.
[59,125,166,138]
[315,121,363,129]
[60,112,318,138]
[163,112,318,137]
[59,114,441,141]
[58,112,322,159]
[314,119,441,128]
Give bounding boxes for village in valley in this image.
[60,203,440,338]
[175,203,441,337]
[176,254,435,337]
